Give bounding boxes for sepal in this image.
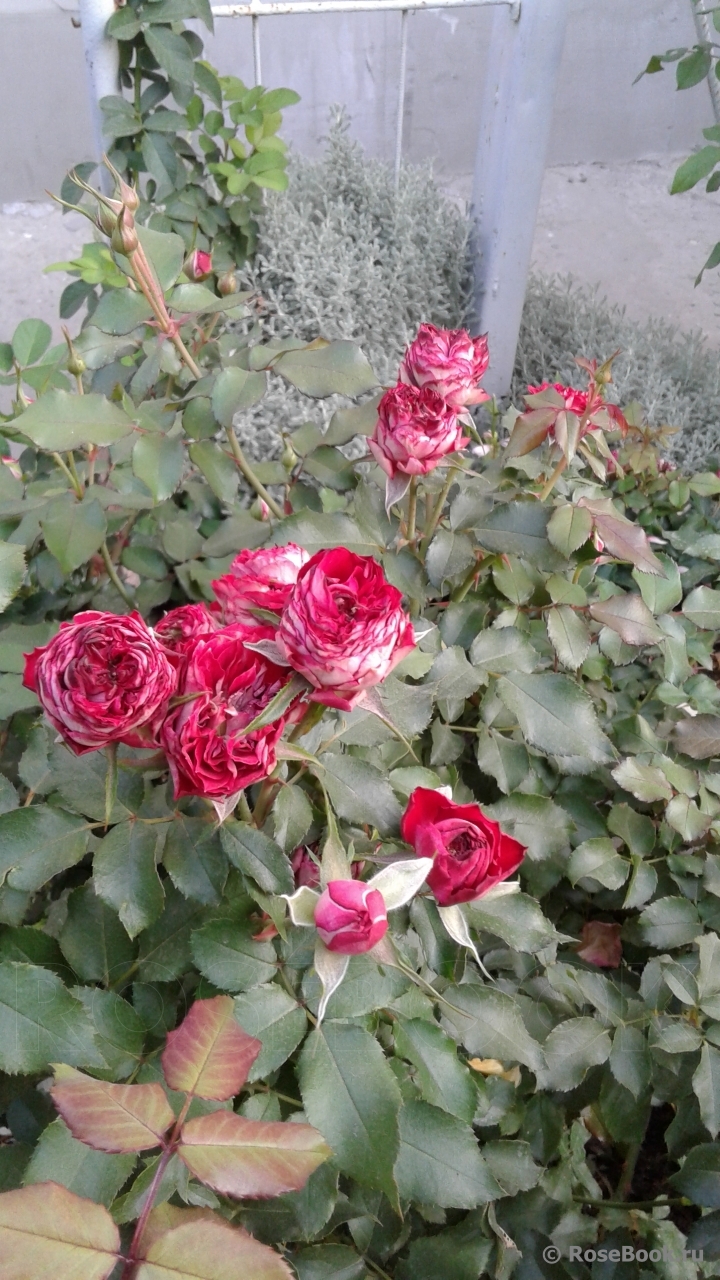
[283,885,319,926]
[368,857,433,911]
[314,939,350,1022]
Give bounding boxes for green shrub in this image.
[2,158,720,1280]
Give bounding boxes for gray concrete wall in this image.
[0,0,713,201]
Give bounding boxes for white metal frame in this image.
[77,0,568,394]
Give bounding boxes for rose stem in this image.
[225,426,285,519]
[451,555,482,603]
[100,541,134,608]
[406,476,417,544]
[104,743,118,829]
[419,465,458,555]
[252,775,281,828]
[539,453,568,502]
[52,452,83,499]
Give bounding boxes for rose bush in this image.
[3,161,720,1279]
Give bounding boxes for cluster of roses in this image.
[23,543,415,805]
[368,322,490,484]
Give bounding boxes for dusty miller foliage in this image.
[235,121,720,472]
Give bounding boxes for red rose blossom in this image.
[211,544,308,629]
[23,611,176,755]
[401,787,525,907]
[399,323,490,408]
[314,879,388,954]
[161,626,291,799]
[369,383,468,480]
[576,921,622,968]
[277,548,415,710]
[527,381,589,416]
[155,603,218,676]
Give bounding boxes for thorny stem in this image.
[237,791,253,823]
[100,541,134,608]
[67,451,84,496]
[225,426,285,519]
[419,465,458,555]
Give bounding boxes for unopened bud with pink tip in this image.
[184,249,213,282]
[217,269,239,297]
[250,498,270,521]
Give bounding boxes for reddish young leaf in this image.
[161,995,261,1100]
[177,1110,332,1198]
[134,1208,293,1280]
[51,1064,174,1153]
[578,498,663,575]
[0,1181,120,1280]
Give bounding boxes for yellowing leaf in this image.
[161,995,261,1100]
[0,1182,120,1280]
[177,1110,331,1197]
[135,1207,295,1280]
[51,1065,174,1153]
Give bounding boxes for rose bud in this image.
[292,845,364,890]
[369,383,468,480]
[160,626,292,800]
[576,921,622,969]
[399,323,490,408]
[401,787,525,907]
[155,603,218,676]
[212,545,309,629]
[23,611,176,755]
[111,206,139,256]
[277,548,416,710]
[314,879,388,954]
[217,269,239,296]
[184,249,213,282]
[292,845,321,889]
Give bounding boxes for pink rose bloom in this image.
[369,384,468,479]
[185,249,213,281]
[277,548,416,711]
[399,323,490,408]
[314,879,388,954]
[161,626,291,800]
[576,921,622,969]
[527,381,589,416]
[23,611,176,755]
[155,603,218,676]
[401,787,525,907]
[211,545,309,628]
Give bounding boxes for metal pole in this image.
[214,0,514,16]
[252,13,263,84]
[78,0,120,190]
[394,9,409,190]
[470,0,569,397]
[690,0,720,125]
